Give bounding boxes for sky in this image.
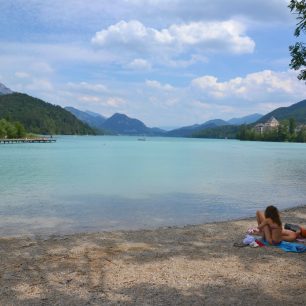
[0,0,305,128]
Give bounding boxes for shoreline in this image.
[1,205,305,305]
[2,203,305,240]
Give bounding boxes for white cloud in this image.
[92,19,255,61]
[105,97,126,107]
[191,70,303,100]
[127,58,151,70]
[15,72,31,79]
[79,95,102,103]
[146,80,174,91]
[25,79,54,92]
[79,95,125,107]
[168,20,254,53]
[67,82,107,93]
[166,54,209,68]
[92,20,147,46]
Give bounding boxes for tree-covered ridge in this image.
[256,99,306,124]
[192,125,240,139]
[0,93,95,135]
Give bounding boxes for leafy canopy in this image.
[0,119,26,139]
[289,0,306,81]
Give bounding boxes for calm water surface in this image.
[0,136,305,236]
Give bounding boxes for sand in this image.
[0,205,306,306]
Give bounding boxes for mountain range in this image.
[65,107,165,135]
[65,107,263,137]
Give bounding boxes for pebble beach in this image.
[1,205,306,305]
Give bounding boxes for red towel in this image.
[255,239,265,247]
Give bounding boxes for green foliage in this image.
[237,118,306,143]
[0,119,26,139]
[238,125,256,140]
[14,121,26,138]
[289,118,297,135]
[289,0,306,81]
[0,93,95,135]
[296,127,306,142]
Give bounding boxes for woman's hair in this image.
[265,205,282,226]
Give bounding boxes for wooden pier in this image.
[0,138,56,144]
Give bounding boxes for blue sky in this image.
[0,0,305,128]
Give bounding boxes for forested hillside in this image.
[257,99,306,124]
[192,125,241,139]
[0,93,95,135]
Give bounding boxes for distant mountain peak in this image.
[228,113,263,125]
[102,113,165,135]
[110,113,129,119]
[0,82,13,95]
[65,106,107,132]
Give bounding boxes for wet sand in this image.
[0,205,306,305]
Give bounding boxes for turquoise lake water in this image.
[0,136,305,236]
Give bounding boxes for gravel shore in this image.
[1,205,306,305]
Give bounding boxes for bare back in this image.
[266,218,282,243]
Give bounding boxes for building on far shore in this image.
[254,116,279,134]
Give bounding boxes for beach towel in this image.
[261,240,306,253]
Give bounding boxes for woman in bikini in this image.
[256,205,297,245]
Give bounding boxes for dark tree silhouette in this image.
[289,0,306,81]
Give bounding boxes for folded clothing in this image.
[243,235,255,245]
[241,235,265,247]
[284,223,301,232]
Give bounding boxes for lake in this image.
[0,136,305,236]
